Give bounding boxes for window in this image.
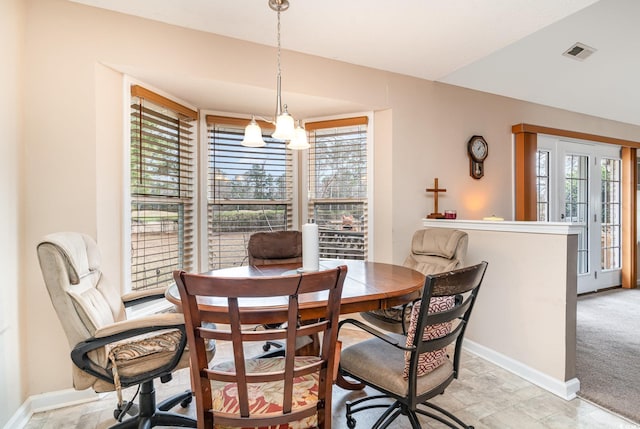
[206,116,294,269]
[306,117,369,260]
[129,86,197,291]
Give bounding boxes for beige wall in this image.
[14,0,640,411]
[464,230,578,382]
[0,0,24,426]
[423,221,579,397]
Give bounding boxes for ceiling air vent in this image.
[562,42,596,61]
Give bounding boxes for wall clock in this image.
[467,135,488,179]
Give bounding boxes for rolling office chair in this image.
[362,228,468,334]
[37,232,199,428]
[247,230,317,355]
[247,230,303,266]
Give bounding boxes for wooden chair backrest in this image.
[174,265,347,428]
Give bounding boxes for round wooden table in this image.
[165,259,425,324]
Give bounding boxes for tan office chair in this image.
[37,232,197,429]
[339,262,488,429]
[362,228,468,334]
[174,265,347,428]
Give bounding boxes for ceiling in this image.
[71,0,640,127]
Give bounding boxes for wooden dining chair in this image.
[173,265,347,429]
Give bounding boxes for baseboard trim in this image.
[4,340,583,428]
[464,339,580,400]
[3,388,100,429]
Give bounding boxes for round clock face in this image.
[469,137,488,162]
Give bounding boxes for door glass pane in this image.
[565,154,589,274]
[536,150,550,221]
[601,158,621,270]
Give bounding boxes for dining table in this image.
[165,258,425,324]
[166,258,425,390]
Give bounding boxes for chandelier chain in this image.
[277,6,281,80]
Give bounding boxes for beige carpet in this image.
[576,287,640,424]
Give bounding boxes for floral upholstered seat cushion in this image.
[403,296,455,378]
[210,356,320,429]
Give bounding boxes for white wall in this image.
[0,0,24,426]
[15,0,640,412]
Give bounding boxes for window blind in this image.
[206,115,293,269]
[130,86,196,290]
[306,116,369,260]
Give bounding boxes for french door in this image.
[538,135,621,294]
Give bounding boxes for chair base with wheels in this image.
[345,395,473,429]
[110,380,195,428]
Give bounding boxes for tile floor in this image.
[24,325,639,429]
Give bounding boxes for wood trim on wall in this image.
[131,85,198,120]
[512,123,639,289]
[622,147,637,289]
[514,131,538,221]
[305,116,368,131]
[205,115,275,131]
[512,123,640,149]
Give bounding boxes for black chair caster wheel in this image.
[180,395,193,408]
[114,401,138,421]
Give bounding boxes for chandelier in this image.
[241,0,309,150]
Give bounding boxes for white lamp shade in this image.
[287,125,309,150]
[241,120,266,147]
[271,112,295,141]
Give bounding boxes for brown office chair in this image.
[338,261,487,429]
[247,230,303,266]
[362,228,468,334]
[37,232,198,429]
[247,230,315,354]
[173,265,347,428]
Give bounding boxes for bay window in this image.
[129,85,370,288]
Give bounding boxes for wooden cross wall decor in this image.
[426,178,446,219]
